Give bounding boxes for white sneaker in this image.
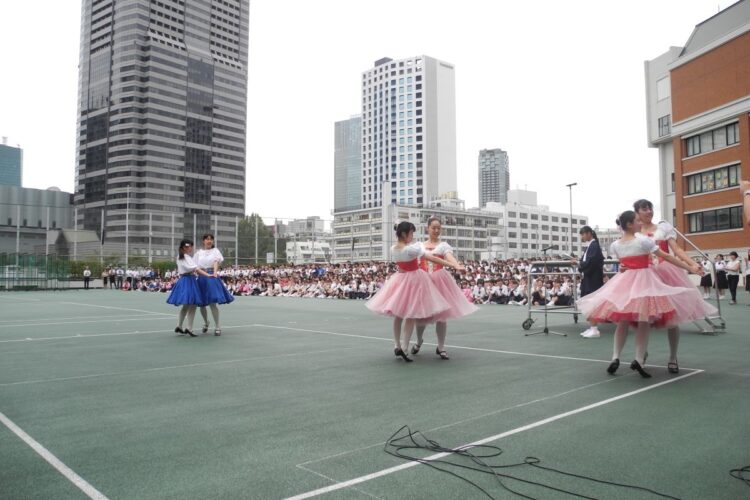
[581,328,600,338]
[702,293,709,299]
[579,327,593,337]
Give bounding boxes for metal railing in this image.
[666,221,726,334]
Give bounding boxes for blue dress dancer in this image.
[194,233,234,336]
[167,239,215,337]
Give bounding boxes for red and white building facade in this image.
[645,0,750,254]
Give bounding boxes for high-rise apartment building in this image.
[0,139,22,187]
[334,115,361,212]
[478,148,509,206]
[645,0,749,253]
[74,0,249,258]
[360,55,456,209]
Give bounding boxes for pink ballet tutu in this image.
[425,269,479,322]
[653,260,717,318]
[578,268,715,328]
[366,269,450,320]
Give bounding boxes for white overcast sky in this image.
[0,0,732,228]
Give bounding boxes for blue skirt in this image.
[197,273,235,305]
[166,275,203,306]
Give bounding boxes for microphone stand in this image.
[526,247,567,337]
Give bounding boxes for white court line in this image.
[296,465,384,500]
[0,410,108,500]
[60,302,168,316]
[0,313,165,324]
[252,324,696,370]
[0,324,250,344]
[0,316,174,329]
[0,346,354,387]
[286,369,704,500]
[297,375,626,468]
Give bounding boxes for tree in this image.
[233,214,287,265]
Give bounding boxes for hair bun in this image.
[393,224,398,231]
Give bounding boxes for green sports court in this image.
[1,291,748,499]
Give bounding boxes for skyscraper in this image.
[334,115,361,212]
[74,0,249,258]
[478,148,510,206]
[360,55,456,209]
[0,139,22,187]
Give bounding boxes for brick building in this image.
[645,0,750,254]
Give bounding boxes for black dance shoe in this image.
[630,360,652,378]
[184,329,197,337]
[394,347,413,362]
[607,358,620,374]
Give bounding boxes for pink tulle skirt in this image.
[425,269,479,322]
[653,260,717,319]
[577,268,716,328]
[366,269,450,320]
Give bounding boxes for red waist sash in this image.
[620,255,651,269]
[397,259,419,272]
[419,254,444,272]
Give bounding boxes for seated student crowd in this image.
[109,256,590,303]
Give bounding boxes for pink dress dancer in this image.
[420,242,479,321]
[366,243,450,320]
[578,235,714,329]
[412,241,479,360]
[649,222,715,316]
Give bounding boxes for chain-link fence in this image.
[0,253,72,290]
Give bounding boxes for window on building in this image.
[658,115,671,137]
[686,135,701,157]
[656,77,670,101]
[685,122,739,157]
[687,206,743,233]
[727,122,739,145]
[686,164,740,195]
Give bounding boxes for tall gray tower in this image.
[334,115,362,212]
[74,0,249,257]
[478,148,509,206]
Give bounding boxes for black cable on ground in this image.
[730,466,750,487]
[385,425,681,500]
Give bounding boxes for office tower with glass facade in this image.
[334,115,362,212]
[478,148,509,206]
[360,55,456,209]
[0,141,23,187]
[74,0,249,258]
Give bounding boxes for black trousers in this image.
[728,275,739,301]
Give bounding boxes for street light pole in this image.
[566,182,577,255]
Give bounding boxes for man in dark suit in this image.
[577,226,604,338]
